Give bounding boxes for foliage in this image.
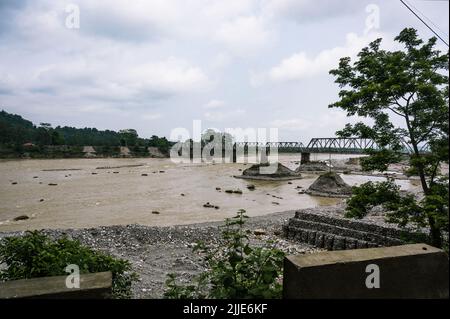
[345,178,448,248]
[147,135,172,155]
[164,210,285,299]
[329,28,449,247]
[0,231,138,298]
[345,179,402,219]
[0,109,172,156]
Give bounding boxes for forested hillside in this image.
[0,110,172,157]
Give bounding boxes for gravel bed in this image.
[0,210,320,299]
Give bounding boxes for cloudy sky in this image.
[0,0,448,142]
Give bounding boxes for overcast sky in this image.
[0,0,448,142]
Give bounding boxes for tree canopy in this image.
[329,28,449,248]
[0,109,172,154]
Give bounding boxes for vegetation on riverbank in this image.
[0,231,138,298]
[0,110,172,158]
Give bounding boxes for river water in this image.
[0,154,419,231]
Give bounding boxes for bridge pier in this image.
[301,152,310,164]
[260,147,268,164]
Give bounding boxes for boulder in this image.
[13,215,29,221]
[253,229,266,236]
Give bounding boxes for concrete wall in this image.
[283,244,449,299]
[0,271,112,299]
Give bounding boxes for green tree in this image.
[36,127,52,146]
[51,130,65,145]
[329,28,449,248]
[119,129,138,147]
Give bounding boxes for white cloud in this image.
[204,99,225,109]
[204,108,246,122]
[252,31,384,85]
[142,113,162,120]
[121,58,210,94]
[201,0,256,21]
[25,57,210,101]
[0,72,17,95]
[317,109,370,130]
[269,118,312,131]
[209,52,233,70]
[72,0,182,41]
[215,15,274,56]
[262,0,359,22]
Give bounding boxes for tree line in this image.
[0,110,172,154]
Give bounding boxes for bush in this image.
[0,231,138,298]
[345,179,449,249]
[345,179,402,219]
[164,210,285,299]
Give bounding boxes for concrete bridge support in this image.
[301,152,310,164]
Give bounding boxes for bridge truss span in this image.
[304,138,378,154]
[232,138,427,154]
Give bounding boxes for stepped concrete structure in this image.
[119,146,131,157]
[283,209,428,250]
[82,146,96,157]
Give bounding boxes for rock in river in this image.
[13,215,29,221]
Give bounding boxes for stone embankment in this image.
[283,208,428,250]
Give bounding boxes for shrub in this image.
[345,179,402,219]
[164,210,285,299]
[0,231,138,298]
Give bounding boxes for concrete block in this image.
[283,244,449,299]
[332,236,346,250]
[301,230,309,242]
[324,235,334,250]
[307,231,316,245]
[294,229,302,242]
[315,232,325,248]
[346,238,357,250]
[0,271,112,299]
[356,240,369,249]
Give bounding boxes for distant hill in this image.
[0,110,171,154]
[0,110,36,145]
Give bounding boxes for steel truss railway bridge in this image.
[175,137,429,163]
[234,138,429,155]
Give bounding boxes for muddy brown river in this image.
[0,154,419,232]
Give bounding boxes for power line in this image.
[400,0,449,47]
[406,0,449,38]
